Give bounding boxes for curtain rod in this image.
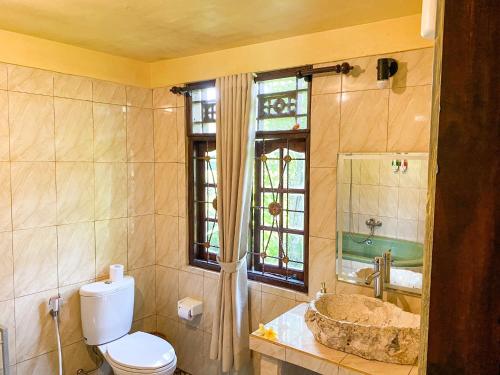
[170,62,353,95]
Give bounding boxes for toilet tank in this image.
[80,276,134,345]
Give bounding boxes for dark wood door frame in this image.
[426,0,499,374]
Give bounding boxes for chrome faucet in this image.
[364,251,392,299]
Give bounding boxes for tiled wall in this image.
[153,47,434,375]
[0,63,157,374]
[341,158,429,244]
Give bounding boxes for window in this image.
[248,68,310,292]
[186,80,220,270]
[187,69,310,292]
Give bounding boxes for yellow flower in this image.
[256,323,266,336]
[255,323,278,340]
[263,327,278,341]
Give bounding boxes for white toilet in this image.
[80,276,177,375]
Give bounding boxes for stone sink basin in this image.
[304,294,420,365]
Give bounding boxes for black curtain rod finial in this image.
[170,86,189,96]
[296,62,353,81]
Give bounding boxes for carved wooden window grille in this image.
[248,72,310,292]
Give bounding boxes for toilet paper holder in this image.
[177,297,203,321]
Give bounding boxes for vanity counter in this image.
[250,303,418,375]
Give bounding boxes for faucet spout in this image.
[365,271,381,285]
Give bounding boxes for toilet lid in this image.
[107,332,175,370]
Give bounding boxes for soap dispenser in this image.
[316,282,327,299]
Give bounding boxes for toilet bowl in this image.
[79,277,177,375]
[99,332,177,375]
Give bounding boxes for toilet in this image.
[80,276,177,375]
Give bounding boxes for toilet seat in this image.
[103,331,177,375]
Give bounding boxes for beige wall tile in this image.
[0,90,9,160]
[94,162,127,220]
[397,188,420,220]
[53,73,92,100]
[153,87,177,109]
[203,276,218,332]
[61,340,96,375]
[312,62,342,95]
[13,226,57,297]
[358,185,379,216]
[131,315,157,333]
[308,236,336,298]
[128,214,155,270]
[155,162,178,216]
[126,86,152,108]
[397,219,418,241]
[95,218,128,277]
[176,106,186,163]
[16,351,57,375]
[309,167,336,239]
[378,186,398,218]
[57,222,95,287]
[129,265,156,320]
[128,162,154,216]
[126,107,154,162]
[11,162,56,230]
[59,283,85,346]
[310,93,340,168]
[388,85,432,152]
[178,216,187,268]
[0,232,13,301]
[93,103,126,162]
[177,323,204,374]
[249,287,262,332]
[9,92,55,161]
[8,65,53,95]
[390,48,434,88]
[339,90,389,152]
[0,162,11,232]
[342,55,381,92]
[54,97,93,161]
[56,162,94,224]
[156,265,179,320]
[0,63,7,89]
[154,108,178,162]
[92,80,126,105]
[0,300,16,366]
[177,163,186,217]
[261,292,295,324]
[156,214,179,268]
[15,288,57,362]
[360,159,380,185]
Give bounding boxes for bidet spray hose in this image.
[52,312,63,375]
[49,296,63,375]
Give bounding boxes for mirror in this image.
[336,153,429,294]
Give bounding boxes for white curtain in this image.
[210,73,255,372]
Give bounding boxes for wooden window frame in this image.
[187,72,311,293]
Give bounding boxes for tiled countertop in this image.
[250,303,418,375]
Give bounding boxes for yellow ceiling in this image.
[0,0,422,62]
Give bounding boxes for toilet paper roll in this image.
[178,305,193,321]
[109,264,124,282]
